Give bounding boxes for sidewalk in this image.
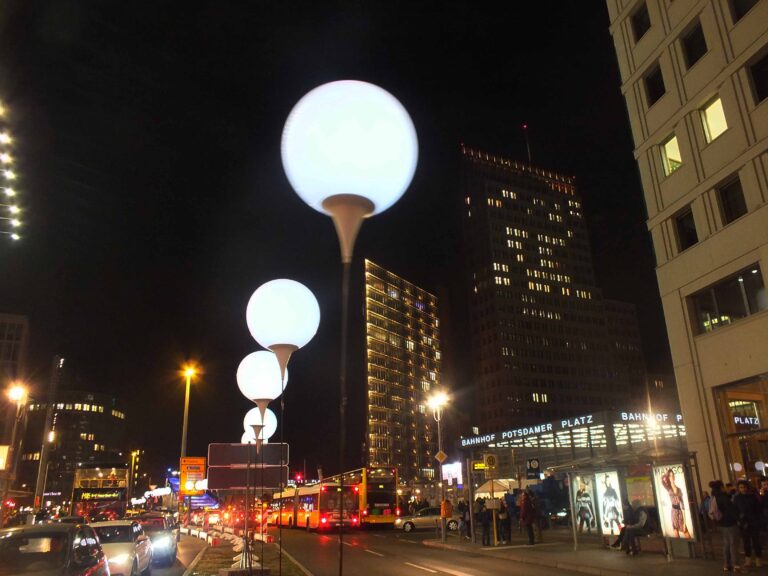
[422,532,725,576]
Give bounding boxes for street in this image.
[153,535,206,576]
[279,529,584,576]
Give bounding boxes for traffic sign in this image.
[435,450,447,464]
[208,443,288,467]
[483,453,497,479]
[180,457,206,496]
[526,457,541,479]
[207,465,289,490]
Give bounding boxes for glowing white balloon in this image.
[243,407,277,441]
[246,279,320,351]
[241,432,256,444]
[281,80,418,216]
[237,351,287,402]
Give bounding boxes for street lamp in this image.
[2,382,28,525]
[281,80,418,576]
[428,391,450,543]
[179,363,199,459]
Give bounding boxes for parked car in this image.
[91,520,152,576]
[137,513,178,566]
[394,507,460,532]
[0,522,109,575]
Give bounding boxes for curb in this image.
[422,539,631,576]
[182,542,210,576]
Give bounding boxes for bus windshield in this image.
[321,487,358,513]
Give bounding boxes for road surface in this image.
[153,535,207,576]
[279,528,583,576]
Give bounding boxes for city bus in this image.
[324,468,399,528]
[271,483,358,530]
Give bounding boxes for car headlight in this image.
[394,518,402,525]
[109,553,130,565]
[153,535,171,548]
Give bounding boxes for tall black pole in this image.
[338,260,351,576]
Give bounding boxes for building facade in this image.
[364,259,440,482]
[461,146,647,431]
[0,313,28,385]
[607,0,768,482]
[17,390,128,506]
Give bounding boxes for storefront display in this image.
[595,471,623,536]
[571,474,597,534]
[715,376,768,482]
[652,464,695,540]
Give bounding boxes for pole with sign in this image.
[180,457,205,528]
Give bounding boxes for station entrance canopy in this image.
[459,410,686,472]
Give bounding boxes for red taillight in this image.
[321,486,326,492]
[396,508,401,516]
[353,517,358,524]
[321,517,328,524]
[354,486,359,493]
[362,510,368,516]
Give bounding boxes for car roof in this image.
[0,524,78,535]
[90,520,136,527]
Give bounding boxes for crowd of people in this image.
[455,487,551,547]
[700,478,768,572]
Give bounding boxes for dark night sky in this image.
[0,1,671,478]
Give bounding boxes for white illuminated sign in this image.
[441,462,463,486]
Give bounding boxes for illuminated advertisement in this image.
[595,471,623,536]
[653,464,695,540]
[73,488,126,502]
[571,475,597,534]
[441,462,463,486]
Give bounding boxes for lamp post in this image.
[179,365,198,459]
[281,80,418,576]
[2,383,27,525]
[428,391,449,543]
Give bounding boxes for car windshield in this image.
[93,525,132,543]
[140,519,165,532]
[0,532,68,574]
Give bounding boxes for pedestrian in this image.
[519,490,535,545]
[734,479,763,568]
[709,479,741,572]
[464,505,472,539]
[498,502,509,544]
[529,489,543,543]
[618,504,655,556]
[700,491,711,533]
[481,504,492,546]
[759,477,768,531]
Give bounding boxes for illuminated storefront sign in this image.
[73,488,126,502]
[460,410,684,448]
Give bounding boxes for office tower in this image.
[607,0,768,482]
[461,145,646,430]
[364,259,440,482]
[0,313,28,383]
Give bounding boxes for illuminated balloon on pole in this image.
[243,407,277,441]
[246,279,320,378]
[237,350,287,421]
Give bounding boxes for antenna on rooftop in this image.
[522,123,532,164]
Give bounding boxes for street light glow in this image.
[0,153,12,164]
[0,132,10,144]
[7,384,27,404]
[427,391,449,411]
[3,170,15,180]
[3,188,14,197]
[182,364,198,379]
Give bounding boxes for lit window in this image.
[690,265,766,333]
[701,98,727,142]
[661,135,682,175]
[74,403,82,411]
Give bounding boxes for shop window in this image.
[750,50,768,104]
[690,265,766,333]
[682,21,707,69]
[630,2,651,42]
[730,0,758,22]
[644,64,666,106]
[715,376,768,482]
[661,134,682,175]
[718,177,748,224]
[674,209,698,251]
[701,97,727,142]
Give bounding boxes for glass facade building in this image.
[461,146,646,431]
[364,259,440,482]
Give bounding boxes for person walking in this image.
[498,502,509,544]
[710,480,741,572]
[734,480,763,568]
[520,490,535,545]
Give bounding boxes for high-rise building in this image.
[606,0,768,482]
[364,259,440,482]
[461,145,646,430]
[0,313,28,384]
[17,391,128,507]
